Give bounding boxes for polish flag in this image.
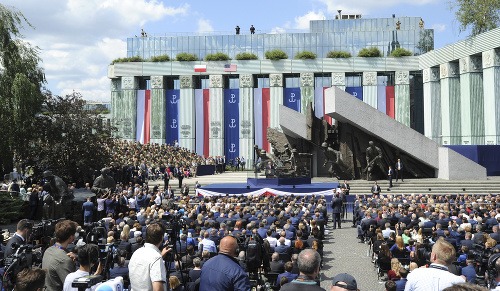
[194,65,207,72]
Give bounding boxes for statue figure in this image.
[92,167,116,195]
[321,142,350,179]
[364,141,385,181]
[43,170,74,219]
[254,145,276,173]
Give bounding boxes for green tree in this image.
[449,0,500,36]
[0,4,45,174]
[295,51,316,59]
[326,51,352,58]
[265,49,288,60]
[235,52,258,60]
[357,47,382,57]
[25,92,115,185]
[390,48,413,57]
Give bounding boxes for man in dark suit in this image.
[166,185,175,199]
[371,181,381,196]
[275,237,291,255]
[269,252,285,273]
[395,158,404,182]
[332,192,343,229]
[459,232,474,249]
[491,225,500,243]
[181,183,189,197]
[4,219,32,259]
[388,166,393,188]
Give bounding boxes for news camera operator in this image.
[63,243,103,291]
[42,219,78,291]
[4,219,32,259]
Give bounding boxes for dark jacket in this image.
[199,254,250,291]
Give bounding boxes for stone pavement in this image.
[319,218,384,291]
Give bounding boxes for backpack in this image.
[245,237,262,271]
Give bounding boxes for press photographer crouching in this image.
[63,244,103,291]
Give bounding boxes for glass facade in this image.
[127,17,433,60]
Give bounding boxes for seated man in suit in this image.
[276,261,298,286]
[275,237,291,255]
[269,252,285,273]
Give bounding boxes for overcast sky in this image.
[3,0,466,102]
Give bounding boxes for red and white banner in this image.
[136,90,151,143]
[196,187,335,197]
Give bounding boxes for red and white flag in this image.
[194,65,207,72]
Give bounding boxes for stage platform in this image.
[200,181,339,195]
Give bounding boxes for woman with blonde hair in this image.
[169,276,183,291]
[387,258,402,280]
[390,236,409,259]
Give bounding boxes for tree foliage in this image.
[24,92,115,186]
[265,49,288,60]
[0,4,45,174]
[295,51,317,60]
[205,52,231,61]
[326,50,352,58]
[235,52,258,60]
[449,0,500,36]
[111,56,144,64]
[176,53,198,61]
[390,48,413,57]
[150,54,170,62]
[357,47,382,57]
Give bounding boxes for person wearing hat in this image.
[331,273,358,290]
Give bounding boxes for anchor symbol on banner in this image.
[289,93,296,102]
[352,92,357,97]
[170,95,178,104]
[229,94,236,104]
[229,143,236,153]
[170,119,178,128]
[229,118,236,128]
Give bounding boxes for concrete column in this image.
[332,72,346,91]
[423,68,441,143]
[269,74,283,151]
[110,78,122,138]
[239,74,255,167]
[362,72,377,108]
[300,72,314,114]
[482,49,500,145]
[459,56,484,145]
[395,71,411,126]
[440,62,460,145]
[150,76,166,144]
[179,75,195,151]
[120,76,138,141]
[209,75,224,157]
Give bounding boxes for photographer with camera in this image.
[4,219,32,259]
[62,244,103,291]
[42,219,78,291]
[405,238,465,290]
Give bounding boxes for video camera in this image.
[3,243,43,289]
[161,212,186,249]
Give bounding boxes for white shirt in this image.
[129,243,166,291]
[128,197,137,209]
[96,198,105,212]
[405,263,465,291]
[265,236,278,248]
[63,270,100,291]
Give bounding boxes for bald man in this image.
[199,236,250,291]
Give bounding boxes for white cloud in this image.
[432,23,446,32]
[294,11,326,30]
[2,0,190,101]
[197,18,214,33]
[269,27,287,34]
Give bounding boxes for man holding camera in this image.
[62,244,103,291]
[4,219,32,259]
[42,220,78,291]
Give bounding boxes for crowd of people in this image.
[354,192,500,290]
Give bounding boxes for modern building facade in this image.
[109,15,500,169]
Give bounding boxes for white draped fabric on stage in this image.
[196,188,335,197]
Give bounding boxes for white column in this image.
[482,49,500,145]
[270,74,283,129]
[362,72,377,108]
[150,76,166,144]
[440,62,460,145]
[179,75,195,150]
[423,68,441,143]
[459,56,484,145]
[395,71,411,126]
[239,74,255,167]
[120,76,138,141]
[332,72,346,91]
[209,75,224,157]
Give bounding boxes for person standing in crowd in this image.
[129,223,171,291]
[332,191,343,229]
[15,269,46,291]
[63,244,103,291]
[82,197,94,225]
[4,219,31,259]
[182,183,189,197]
[29,187,39,220]
[250,25,255,34]
[388,166,394,188]
[280,249,325,291]
[42,220,78,291]
[371,181,381,196]
[395,158,404,182]
[405,238,465,290]
[330,273,357,291]
[200,235,250,291]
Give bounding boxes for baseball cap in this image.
[332,273,357,290]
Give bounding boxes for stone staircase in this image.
[346,177,500,196]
